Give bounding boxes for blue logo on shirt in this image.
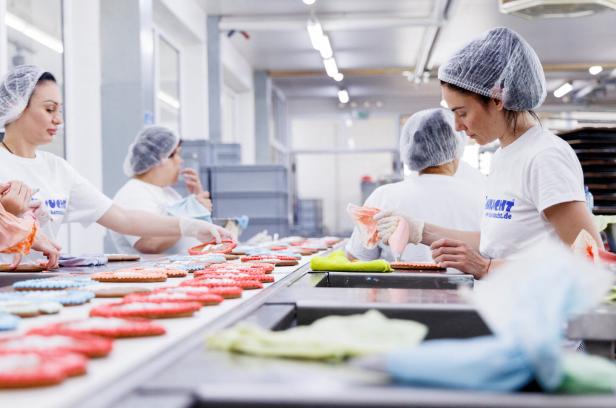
[45,198,67,215]
[484,197,515,220]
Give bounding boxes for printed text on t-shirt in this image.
[45,198,67,215]
[484,197,515,220]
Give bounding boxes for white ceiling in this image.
[200,0,616,108]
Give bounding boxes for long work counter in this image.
[1,246,616,408]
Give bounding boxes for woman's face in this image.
[441,85,506,146]
[11,81,63,146]
[160,145,183,185]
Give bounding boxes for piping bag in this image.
[388,217,410,262]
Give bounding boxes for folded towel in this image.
[310,250,392,272]
[208,310,426,362]
[59,254,108,267]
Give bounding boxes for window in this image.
[155,35,180,134]
[5,0,65,157]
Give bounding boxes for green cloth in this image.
[310,250,392,273]
[208,310,427,362]
[603,286,616,304]
[557,352,616,394]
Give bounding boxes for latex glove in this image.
[28,201,52,227]
[179,217,233,243]
[0,180,33,216]
[31,231,61,269]
[374,210,424,245]
[181,168,204,195]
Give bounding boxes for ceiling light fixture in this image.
[306,18,324,50]
[319,35,333,59]
[333,72,344,82]
[6,13,63,53]
[302,0,316,5]
[157,91,180,109]
[323,57,339,77]
[589,65,603,75]
[338,89,350,104]
[553,82,573,98]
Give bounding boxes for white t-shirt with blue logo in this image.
[0,147,113,244]
[479,125,585,260]
[346,174,485,262]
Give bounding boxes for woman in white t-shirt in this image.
[346,108,484,262]
[377,27,599,278]
[0,65,231,264]
[111,126,213,254]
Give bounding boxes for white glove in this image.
[179,217,232,243]
[374,210,424,245]
[29,201,51,227]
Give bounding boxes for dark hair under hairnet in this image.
[123,126,180,177]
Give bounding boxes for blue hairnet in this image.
[0,65,45,128]
[123,126,180,177]
[438,27,546,111]
[400,108,463,172]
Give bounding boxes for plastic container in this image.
[585,185,594,213]
[209,165,288,194]
[212,192,289,218]
[211,143,241,165]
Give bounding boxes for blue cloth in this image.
[385,240,611,392]
[166,194,212,223]
[59,254,108,267]
[235,215,249,230]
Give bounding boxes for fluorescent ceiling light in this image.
[337,89,349,104]
[333,72,344,82]
[323,57,339,77]
[6,13,63,53]
[302,0,316,4]
[157,91,180,109]
[306,18,324,50]
[589,65,603,75]
[319,35,333,59]
[553,82,573,98]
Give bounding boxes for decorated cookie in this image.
[0,300,63,317]
[0,313,20,331]
[181,277,262,290]
[124,291,224,306]
[105,254,141,262]
[0,350,87,388]
[0,263,47,272]
[390,261,446,271]
[13,277,98,291]
[0,333,113,358]
[188,239,237,255]
[194,272,274,283]
[91,269,168,283]
[90,286,152,298]
[28,317,166,339]
[90,301,202,319]
[0,290,94,306]
[155,285,243,299]
[240,255,299,266]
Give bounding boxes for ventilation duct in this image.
[499,0,616,18]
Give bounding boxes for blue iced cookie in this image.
[0,313,20,331]
[0,290,95,306]
[13,277,99,291]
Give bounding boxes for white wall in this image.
[292,114,398,234]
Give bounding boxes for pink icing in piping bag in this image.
[388,217,410,262]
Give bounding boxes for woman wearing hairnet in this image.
[346,108,484,262]
[0,65,231,264]
[110,126,213,254]
[377,27,599,278]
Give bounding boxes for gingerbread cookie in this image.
[188,239,237,255]
[28,317,166,339]
[90,286,152,298]
[90,301,202,319]
[390,261,446,271]
[91,269,168,283]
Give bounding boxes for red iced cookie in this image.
[0,333,113,358]
[90,301,201,319]
[188,240,237,255]
[181,278,262,290]
[124,291,224,306]
[0,350,87,388]
[194,272,274,283]
[28,317,166,339]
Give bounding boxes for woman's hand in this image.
[31,232,61,269]
[431,238,490,278]
[374,210,424,245]
[179,218,233,243]
[195,191,213,212]
[0,180,33,216]
[182,168,203,195]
